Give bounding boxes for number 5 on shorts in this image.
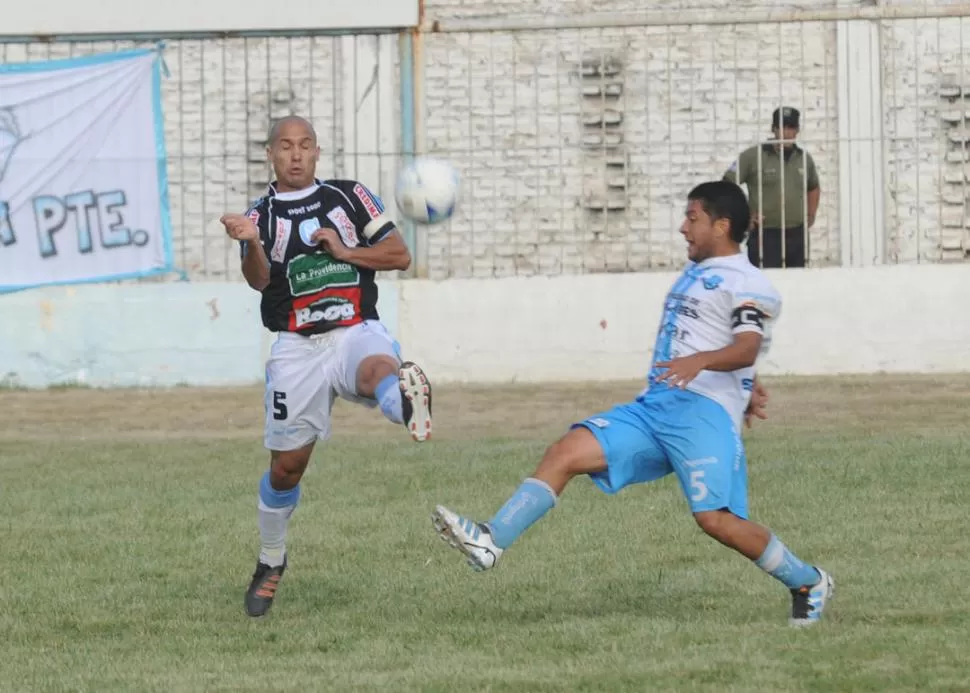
[272,391,288,421]
[689,469,708,502]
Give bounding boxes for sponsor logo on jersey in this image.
[271,218,291,263]
[288,287,361,331]
[286,253,360,297]
[587,417,610,429]
[298,217,321,247]
[702,275,723,290]
[353,183,384,219]
[248,208,260,225]
[326,206,359,248]
[282,200,322,216]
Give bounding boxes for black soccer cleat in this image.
[245,556,286,617]
[399,361,432,442]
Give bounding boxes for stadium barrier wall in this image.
[1,264,965,388]
[0,284,399,388]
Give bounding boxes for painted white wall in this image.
[0,283,399,388]
[3,1,418,35]
[398,264,970,382]
[2,265,965,388]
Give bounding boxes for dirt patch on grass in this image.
[2,374,968,444]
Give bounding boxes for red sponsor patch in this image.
[288,287,362,332]
[248,208,260,225]
[353,184,382,219]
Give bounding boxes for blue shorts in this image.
[575,388,749,519]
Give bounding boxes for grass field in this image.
[2,375,970,692]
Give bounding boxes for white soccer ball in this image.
[395,157,460,225]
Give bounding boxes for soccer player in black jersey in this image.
[221,116,433,617]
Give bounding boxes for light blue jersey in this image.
[574,253,781,519]
[645,253,781,430]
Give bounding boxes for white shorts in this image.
[263,320,401,451]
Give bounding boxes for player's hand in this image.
[220,214,259,242]
[744,380,770,429]
[653,354,708,389]
[310,227,347,260]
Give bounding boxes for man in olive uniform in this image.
[723,107,820,268]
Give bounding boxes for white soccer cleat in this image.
[431,505,503,572]
[789,567,834,627]
[399,361,432,442]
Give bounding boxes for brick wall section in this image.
[422,0,845,278]
[881,14,970,264]
[422,19,840,277]
[422,0,969,277]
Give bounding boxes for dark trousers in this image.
[746,225,806,268]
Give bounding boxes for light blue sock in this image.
[375,373,404,424]
[486,478,557,549]
[755,534,821,589]
[257,471,301,568]
[259,470,300,508]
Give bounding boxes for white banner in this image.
[0,49,172,292]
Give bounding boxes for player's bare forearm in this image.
[696,333,762,372]
[339,233,411,271]
[242,240,270,291]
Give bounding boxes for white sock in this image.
[258,499,296,567]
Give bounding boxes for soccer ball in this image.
[394,157,460,225]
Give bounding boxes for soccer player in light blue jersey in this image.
[431,180,833,627]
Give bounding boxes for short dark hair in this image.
[687,180,751,242]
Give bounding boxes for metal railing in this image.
[4,2,970,281]
[418,3,970,277]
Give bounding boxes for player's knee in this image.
[693,509,732,540]
[269,449,312,490]
[355,354,399,398]
[538,428,604,477]
[539,439,570,472]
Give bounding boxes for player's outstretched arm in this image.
[221,214,270,291]
[240,239,271,291]
[311,227,411,272]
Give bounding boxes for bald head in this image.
[266,115,320,192]
[268,115,317,148]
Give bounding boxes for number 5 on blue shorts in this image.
[575,388,749,519]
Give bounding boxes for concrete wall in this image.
[0,283,399,388]
[2,265,964,388]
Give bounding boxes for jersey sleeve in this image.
[238,199,271,260]
[729,273,782,337]
[330,179,396,246]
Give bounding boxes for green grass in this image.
[2,377,970,692]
